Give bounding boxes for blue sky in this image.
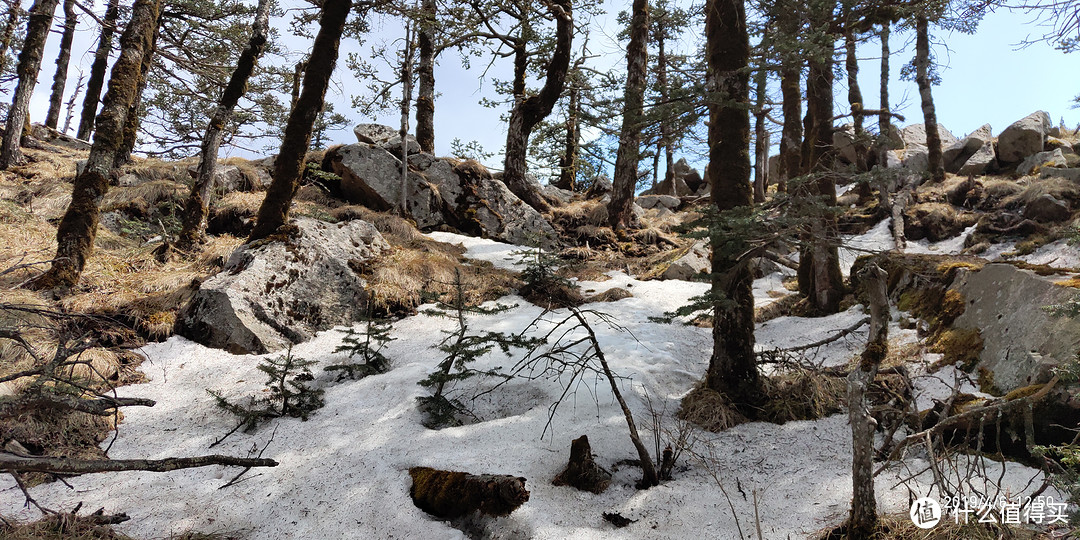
[19,0,1080,174]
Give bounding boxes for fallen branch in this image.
[785,317,870,353]
[0,452,277,474]
[0,393,155,417]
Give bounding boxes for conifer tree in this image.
[0,0,61,169]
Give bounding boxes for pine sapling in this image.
[326,316,394,381]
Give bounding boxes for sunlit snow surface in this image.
[0,231,1055,539]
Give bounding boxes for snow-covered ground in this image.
[0,232,1057,539]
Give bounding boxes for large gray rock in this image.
[29,123,91,151]
[957,141,997,176]
[899,123,958,149]
[1017,148,1068,176]
[331,144,444,228]
[636,194,680,211]
[353,123,420,156]
[833,124,859,165]
[1040,168,1080,182]
[1023,193,1071,222]
[951,263,1080,392]
[944,124,992,173]
[901,145,929,172]
[672,158,704,193]
[661,241,710,280]
[178,218,390,354]
[997,111,1051,164]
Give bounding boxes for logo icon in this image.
[910,497,942,529]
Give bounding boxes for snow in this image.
[1,232,1057,539]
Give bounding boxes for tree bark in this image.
[0,0,20,72]
[0,452,277,475]
[797,55,845,314]
[114,16,159,167]
[415,0,435,153]
[77,0,120,141]
[44,0,76,129]
[0,0,61,169]
[61,73,83,134]
[398,22,414,215]
[847,262,887,538]
[656,11,674,190]
[502,0,573,215]
[177,0,271,251]
[608,0,649,229]
[752,30,769,204]
[553,77,579,191]
[776,5,801,193]
[704,0,760,411]
[249,0,351,242]
[844,31,863,136]
[28,0,162,290]
[915,15,944,183]
[878,22,890,137]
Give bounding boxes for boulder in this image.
[29,123,91,151]
[177,218,390,354]
[957,141,997,176]
[997,111,1051,164]
[901,145,929,172]
[951,263,1080,392]
[833,124,859,165]
[1023,193,1071,223]
[585,176,612,199]
[672,158,704,193]
[1016,148,1068,176]
[636,194,680,211]
[1040,168,1080,182]
[353,123,420,156]
[661,241,710,280]
[899,122,958,149]
[943,124,992,173]
[330,144,444,228]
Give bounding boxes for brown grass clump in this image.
[818,513,1040,540]
[1003,176,1080,208]
[677,384,748,432]
[760,367,847,423]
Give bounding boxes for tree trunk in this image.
[28,0,163,290]
[777,29,800,193]
[844,31,863,136]
[398,22,414,215]
[77,0,120,141]
[415,0,435,153]
[0,0,61,169]
[704,0,759,411]
[878,22,890,137]
[114,17,159,167]
[502,0,573,215]
[177,0,271,251]
[249,0,351,242]
[553,79,579,191]
[61,72,83,134]
[656,12,674,190]
[797,56,845,315]
[0,0,21,72]
[752,33,769,204]
[915,15,944,183]
[847,263,888,538]
[44,0,76,129]
[608,0,649,230]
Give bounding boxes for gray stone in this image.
[997,110,1051,164]
[1023,193,1071,222]
[332,144,443,229]
[944,124,992,173]
[1040,168,1080,182]
[901,145,929,172]
[661,241,710,281]
[1017,148,1068,176]
[585,176,612,199]
[29,123,91,151]
[833,124,859,165]
[636,194,680,210]
[951,263,1080,392]
[899,122,958,149]
[353,123,420,156]
[957,141,997,176]
[177,218,390,354]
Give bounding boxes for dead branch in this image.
[0,452,277,474]
[0,393,155,417]
[785,317,870,353]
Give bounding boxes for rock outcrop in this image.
[177,218,390,354]
[997,111,1051,164]
[943,124,992,173]
[353,123,420,156]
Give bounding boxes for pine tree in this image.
[607,0,650,230]
[326,317,395,381]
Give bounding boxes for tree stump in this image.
[552,435,611,494]
[408,467,529,519]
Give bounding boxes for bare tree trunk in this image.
[77,0,120,141]
[398,22,414,215]
[656,12,674,190]
[878,22,890,137]
[415,0,435,153]
[797,56,844,315]
[0,0,61,169]
[844,31,863,136]
[776,6,801,194]
[847,262,888,538]
[0,452,276,475]
[502,0,572,215]
[752,33,769,204]
[553,78,579,191]
[44,0,76,129]
[61,72,83,134]
[704,0,759,411]
[114,18,159,167]
[249,0,351,242]
[28,0,163,290]
[0,0,20,72]
[915,15,944,183]
[608,0,649,230]
[177,0,271,251]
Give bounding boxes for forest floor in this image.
[0,142,1076,539]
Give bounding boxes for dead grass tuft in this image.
[1001,176,1080,208]
[0,514,240,540]
[760,367,847,423]
[677,384,749,432]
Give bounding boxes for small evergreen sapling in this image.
[209,346,325,445]
[418,269,543,428]
[326,316,394,381]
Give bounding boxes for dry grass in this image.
[760,367,847,423]
[0,514,240,540]
[817,513,1046,539]
[677,384,748,432]
[1001,176,1080,208]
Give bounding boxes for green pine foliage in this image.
[325,317,394,381]
[417,269,544,428]
[209,347,325,444]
